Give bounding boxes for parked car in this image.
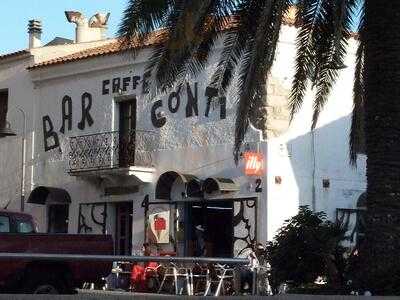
[0,209,113,294]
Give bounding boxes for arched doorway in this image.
[27,186,71,233]
[149,172,246,257]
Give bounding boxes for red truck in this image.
[0,210,113,294]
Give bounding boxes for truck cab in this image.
[0,210,37,234]
[0,210,113,294]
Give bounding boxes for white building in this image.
[0,11,366,256]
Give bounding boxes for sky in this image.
[0,0,127,55]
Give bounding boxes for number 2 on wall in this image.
[255,179,262,193]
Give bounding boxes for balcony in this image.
[68,130,157,181]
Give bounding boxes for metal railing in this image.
[0,253,251,296]
[0,253,249,265]
[68,130,158,172]
[336,207,366,243]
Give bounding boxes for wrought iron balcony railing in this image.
[336,207,366,244]
[68,130,157,173]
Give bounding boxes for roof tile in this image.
[0,49,30,61]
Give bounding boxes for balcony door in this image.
[119,99,136,167]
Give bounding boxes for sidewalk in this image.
[0,290,398,300]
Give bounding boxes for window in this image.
[0,90,8,129]
[0,216,10,233]
[16,219,34,233]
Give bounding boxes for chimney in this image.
[65,11,110,43]
[28,20,42,49]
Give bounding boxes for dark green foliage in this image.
[118,0,238,92]
[118,0,364,163]
[266,206,346,292]
[349,3,365,166]
[289,0,359,129]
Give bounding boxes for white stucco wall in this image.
[0,55,35,212]
[0,39,130,231]
[265,26,367,239]
[29,42,266,252]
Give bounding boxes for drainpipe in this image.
[311,129,316,211]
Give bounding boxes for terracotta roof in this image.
[0,49,30,61]
[29,10,299,70]
[28,40,126,70]
[28,31,165,70]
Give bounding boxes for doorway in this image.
[47,204,69,233]
[118,99,136,167]
[187,201,234,258]
[115,202,133,255]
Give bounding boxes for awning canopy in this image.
[203,177,240,194]
[27,186,71,205]
[155,171,202,200]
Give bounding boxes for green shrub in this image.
[266,206,347,292]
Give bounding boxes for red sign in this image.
[154,217,166,231]
[244,152,264,176]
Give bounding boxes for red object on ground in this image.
[131,264,146,290]
[131,261,159,291]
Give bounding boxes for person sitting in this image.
[194,225,206,257]
[131,243,159,292]
[239,245,259,294]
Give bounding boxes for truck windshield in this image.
[0,216,10,233]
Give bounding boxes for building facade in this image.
[0,11,366,257]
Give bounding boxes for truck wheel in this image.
[32,283,59,294]
[24,276,66,294]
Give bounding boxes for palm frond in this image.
[350,1,365,165]
[289,0,325,119]
[184,0,239,78]
[144,0,238,92]
[311,0,356,128]
[118,0,173,52]
[234,0,291,162]
[290,0,359,129]
[210,0,253,93]
[148,0,192,90]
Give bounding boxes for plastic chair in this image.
[143,263,161,292]
[190,263,210,295]
[158,262,192,295]
[204,264,235,296]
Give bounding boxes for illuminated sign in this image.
[244,152,264,176]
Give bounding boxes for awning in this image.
[27,186,71,205]
[203,177,239,194]
[155,171,202,200]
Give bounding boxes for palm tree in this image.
[118,0,400,293]
[357,2,400,295]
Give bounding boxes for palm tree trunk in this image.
[361,0,400,294]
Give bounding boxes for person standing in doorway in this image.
[195,225,206,257]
